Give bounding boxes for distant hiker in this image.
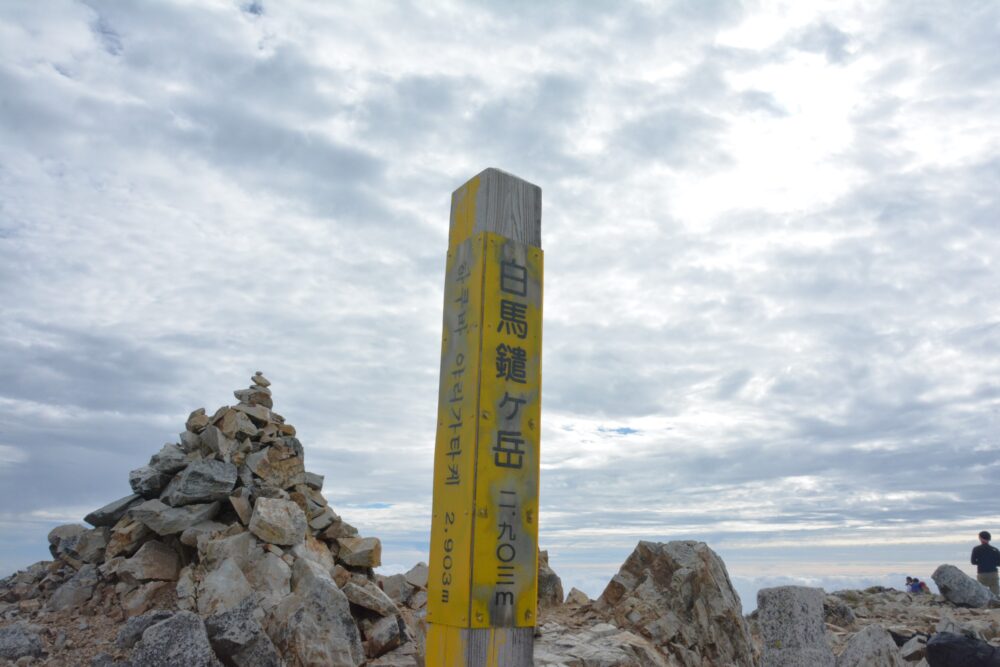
[971,530,1000,596]
[905,576,919,593]
[919,579,931,594]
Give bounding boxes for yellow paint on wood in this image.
[470,234,543,628]
[426,624,467,667]
[428,232,543,632]
[449,174,481,249]
[427,234,487,627]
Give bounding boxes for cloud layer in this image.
[2,0,999,604]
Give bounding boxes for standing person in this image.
[971,530,1000,596]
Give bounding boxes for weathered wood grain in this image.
[449,167,542,249]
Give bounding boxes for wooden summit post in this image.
[425,168,543,666]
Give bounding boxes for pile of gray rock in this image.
[0,374,427,667]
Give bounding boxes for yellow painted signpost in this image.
[426,169,543,666]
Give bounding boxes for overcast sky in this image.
[2,0,999,609]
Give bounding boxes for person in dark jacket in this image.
[971,530,1000,596]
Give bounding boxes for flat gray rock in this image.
[163,459,237,506]
[85,494,142,527]
[129,499,221,536]
[268,561,364,667]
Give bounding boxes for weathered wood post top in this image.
[426,168,543,666]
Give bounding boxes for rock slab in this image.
[757,585,836,667]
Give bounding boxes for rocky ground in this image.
[2,374,1000,666]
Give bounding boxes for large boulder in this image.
[163,460,238,506]
[205,599,282,667]
[757,586,836,667]
[836,624,905,667]
[268,560,364,667]
[129,610,223,667]
[926,631,1000,667]
[597,540,754,667]
[932,565,995,608]
[0,622,44,660]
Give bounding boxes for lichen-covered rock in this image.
[597,540,755,667]
[130,610,223,667]
[932,564,995,609]
[205,599,282,667]
[758,586,836,667]
[0,622,44,660]
[836,624,905,666]
[116,609,175,648]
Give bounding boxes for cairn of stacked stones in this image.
[0,374,427,667]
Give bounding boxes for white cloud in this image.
[1,1,998,611]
